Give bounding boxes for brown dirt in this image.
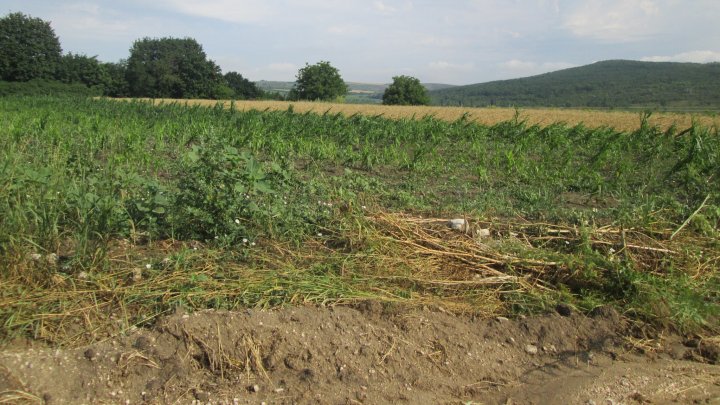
[1,305,719,405]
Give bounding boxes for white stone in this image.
[448,218,468,231]
[477,228,491,237]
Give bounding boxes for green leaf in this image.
[254,181,274,194]
[187,147,200,163]
[233,182,246,194]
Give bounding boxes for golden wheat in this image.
[115,98,718,132]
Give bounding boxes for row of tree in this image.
[0,12,430,105]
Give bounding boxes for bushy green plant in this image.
[171,141,332,245]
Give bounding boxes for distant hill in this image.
[430,60,720,109]
[256,80,456,103]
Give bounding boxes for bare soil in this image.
[1,305,719,404]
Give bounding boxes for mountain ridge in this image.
[429,60,720,109]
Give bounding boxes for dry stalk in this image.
[0,390,43,404]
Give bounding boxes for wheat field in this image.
[118,98,719,132]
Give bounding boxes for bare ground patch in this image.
[1,306,718,404]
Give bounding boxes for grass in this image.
[1,95,719,346]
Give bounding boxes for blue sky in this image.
[3,0,719,84]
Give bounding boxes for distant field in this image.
[120,98,719,132]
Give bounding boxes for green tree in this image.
[0,12,62,82]
[102,60,130,97]
[56,53,110,90]
[289,61,348,101]
[382,75,430,105]
[224,72,261,99]
[125,37,223,99]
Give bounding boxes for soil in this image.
[1,305,718,405]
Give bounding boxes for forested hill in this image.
[430,60,720,109]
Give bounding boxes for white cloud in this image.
[372,0,413,14]
[326,25,366,36]
[416,35,456,47]
[155,0,274,23]
[373,1,396,14]
[268,63,298,72]
[45,3,134,41]
[562,0,663,42]
[499,60,575,76]
[428,61,474,71]
[641,50,720,63]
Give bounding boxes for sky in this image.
[3,0,720,85]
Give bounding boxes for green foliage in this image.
[126,37,224,99]
[101,60,130,97]
[431,60,720,109]
[289,61,348,101]
[382,75,430,106]
[0,12,62,82]
[173,142,279,243]
[172,141,331,244]
[55,53,111,90]
[224,72,261,99]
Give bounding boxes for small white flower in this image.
[251,242,256,246]
[145,264,151,269]
[234,218,240,224]
[609,248,616,254]
[317,232,323,237]
[361,205,367,210]
[242,238,248,244]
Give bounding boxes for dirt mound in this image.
[1,305,718,404]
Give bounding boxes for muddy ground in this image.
[1,304,718,405]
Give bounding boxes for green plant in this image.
[173,142,278,243]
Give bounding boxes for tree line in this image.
[0,12,430,105]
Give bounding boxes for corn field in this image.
[1,96,718,345]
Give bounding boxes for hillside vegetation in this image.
[431,60,720,110]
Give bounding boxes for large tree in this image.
[382,75,430,106]
[56,53,110,89]
[125,37,223,99]
[0,12,62,82]
[102,60,130,97]
[289,61,347,101]
[224,72,261,99]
